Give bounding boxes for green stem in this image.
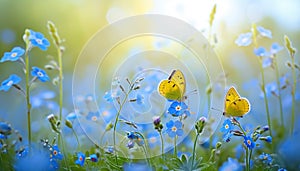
[159,131,164,159]
[273,55,284,129]
[141,145,150,165]
[249,149,253,171]
[235,118,250,171]
[100,130,107,146]
[113,90,131,164]
[57,47,63,125]
[207,94,212,150]
[290,54,296,135]
[259,59,273,137]
[60,134,71,171]
[174,135,177,157]
[245,148,249,171]
[191,133,200,168]
[72,128,80,150]
[252,23,272,137]
[56,48,64,148]
[25,48,31,146]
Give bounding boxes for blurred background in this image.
[0,0,299,156]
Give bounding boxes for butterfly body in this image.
[223,86,250,117]
[158,70,186,101]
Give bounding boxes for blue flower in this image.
[89,154,98,162]
[0,47,25,62]
[260,82,278,98]
[166,120,184,138]
[220,119,233,134]
[219,157,243,171]
[31,67,50,82]
[100,106,117,123]
[257,26,272,38]
[168,101,189,117]
[29,30,50,51]
[278,168,287,171]
[258,153,272,165]
[0,74,21,92]
[105,146,114,154]
[235,32,252,46]
[270,42,283,54]
[0,133,6,139]
[254,47,268,57]
[30,90,56,108]
[147,132,160,148]
[243,136,255,149]
[127,131,138,139]
[49,159,59,170]
[222,132,232,142]
[86,111,99,122]
[262,57,273,68]
[75,152,85,166]
[127,141,135,149]
[66,112,79,121]
[265,136,272,143]
[0,122,12,135]
[50,145,63,160]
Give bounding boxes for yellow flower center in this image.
[150,137,157,143]
[7,80,13,86]
[92,116,97,121]
[172,126,177,132]
[11,52,17,57]
[225,124,229,129]
[37,71,44,77]
[53,150,57,156]
[36,39,43,44]
[102,111,109,116]
[247,140,251,145]
[175,105,181,111]
[79,156,83,161]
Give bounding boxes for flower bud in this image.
[127,141,134,149]
[105,122,113,131]
[23,29,31,43]
[65,120,73,129]
[153,116,161,126]
[153,116,163,132]
[206,84,212,95]
[47,114,60,134]
[260,136,272,143]
[195,117,207,134]
[216,142,222,149]
[0,122,12,135]
[232,130,244,136]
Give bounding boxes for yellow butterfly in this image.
[158,70,186,101]
[223,86,250,117]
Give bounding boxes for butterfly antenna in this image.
[211,107,222,113]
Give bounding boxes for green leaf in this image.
[181,153,188,164]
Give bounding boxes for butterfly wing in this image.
[169,70,186,97]
[224,86,251,117]
[224,87,240,112]
[226,98,250,117]
[158,80,182,101]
